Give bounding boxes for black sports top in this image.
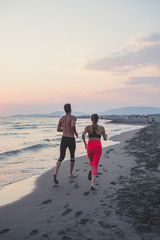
[89,129,101,139]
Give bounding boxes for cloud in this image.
[91,86,160,108]
[85,33,160,75]
[127,76,160,86]
[95,86,160,97]
[146,33,160,42]
[129,33,160,49]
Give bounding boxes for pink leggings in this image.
[87,140,102,175]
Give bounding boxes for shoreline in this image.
[0,122,143,193]
[0,125,142,207]
[0,127,145,240]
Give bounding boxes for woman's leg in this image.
[87,142,94,180]
[91,174,96,190]
[91,143,102,189]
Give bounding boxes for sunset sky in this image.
[0,0,160,116]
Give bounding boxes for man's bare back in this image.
[57,114,78,138]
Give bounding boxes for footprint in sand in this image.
[75,211,83,217]
[47,216,54,225]
[83,191,89,196]
[104,210,111,216]
[101,203,107,207]
[110,181,116,186]
[98,221,115,229]
[62,236,72,240]
[30,229,39,236]
[74,183,80,189]
[42,199,52,205]
[43,233,50,240]
[0,229,10,235]
[118,165,123,168]
[25,229,39,239]
[102,168,107,172]
[58,231,73,240]
[66,191,71,196]
[79,218,89,224]
[39,199,52,209]
[69,180,74,183]
[62,208,72,216]
[106,149,114,154]
[64,204,69,209]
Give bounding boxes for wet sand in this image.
[0,123,160,240]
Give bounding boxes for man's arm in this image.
[71,117,78,138]
[57,119,63,132]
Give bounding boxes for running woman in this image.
[53,103,78,184]
[82,114,107,190]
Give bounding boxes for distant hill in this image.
[10,111,89,117]
[99,107,160,115]
[9,106,160,117]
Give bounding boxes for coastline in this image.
[0,127,147,240]
[0,122,142,207]
[0,117,142,191]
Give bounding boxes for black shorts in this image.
[58,136,76,162]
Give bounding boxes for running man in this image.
[53,103,78,184]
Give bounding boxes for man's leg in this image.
[69,138,76,177]
[69,160,75,177]
[54,161,61,184]
[54,137,66,184]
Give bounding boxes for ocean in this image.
[0,117,142,190]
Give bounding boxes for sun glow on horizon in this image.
[0,0,160,116]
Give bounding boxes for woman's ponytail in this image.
[91,114,99,131]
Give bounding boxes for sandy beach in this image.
[104,114,160,125]
[0,122,160,240]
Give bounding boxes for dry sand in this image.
[0,123,160,240]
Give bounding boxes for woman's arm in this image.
[82,126,88,149]
[102,126,107,141]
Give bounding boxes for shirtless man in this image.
[53,103,78,184]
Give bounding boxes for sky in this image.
[0,0,160,116]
